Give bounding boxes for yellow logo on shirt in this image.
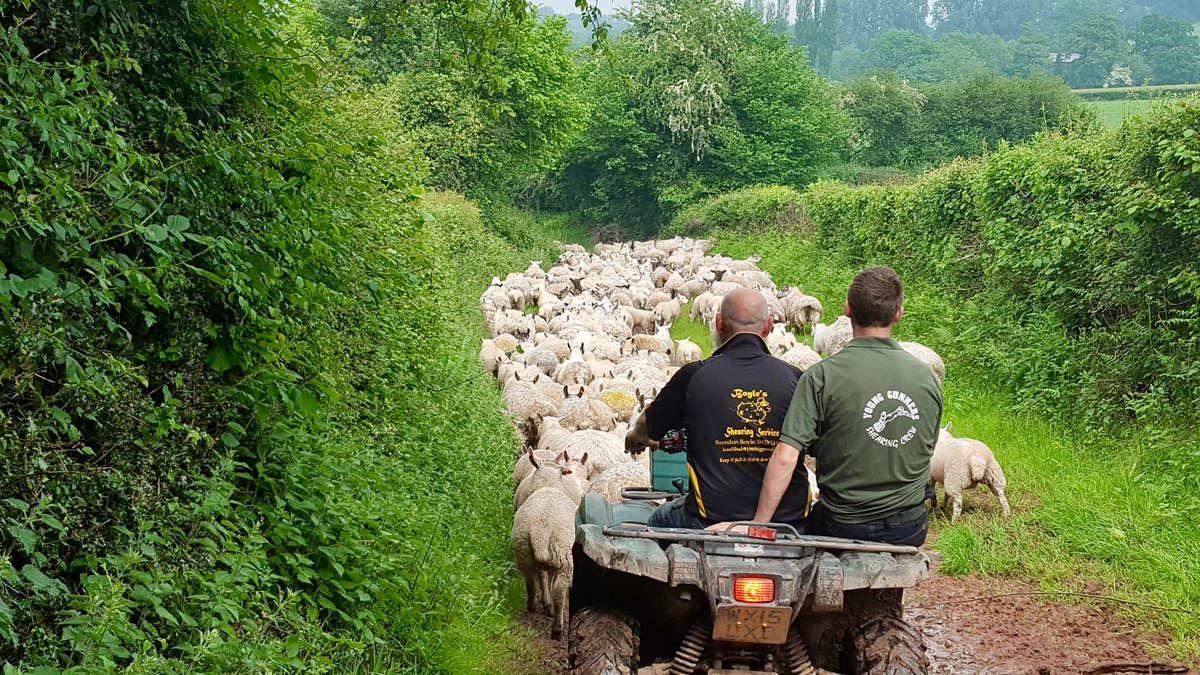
[732,389,771,426]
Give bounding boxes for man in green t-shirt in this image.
[711,266,942,546]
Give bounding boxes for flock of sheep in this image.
[478,236,1010,639]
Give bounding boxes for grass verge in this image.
[710,229,1200,662]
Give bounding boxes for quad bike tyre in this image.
[847,615,929,675]
[569,607,640,675]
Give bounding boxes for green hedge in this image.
[667,185,808,235]
[804,96,1200,424]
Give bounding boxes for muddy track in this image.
[523,566,1194,675]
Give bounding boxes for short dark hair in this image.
[847,266,904,328]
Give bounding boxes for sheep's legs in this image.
[536,569,553,614]
[549,569,571,640]
[522,568,540,613]
[950,492,963,522]
[990,484,1012,517]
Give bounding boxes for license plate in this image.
[712,605,792,644]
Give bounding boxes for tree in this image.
[1130,13,1200,84]
[552,0,850,230]
[1058,12,1133,87]
[836,0,928,48]
[794,0,840,71]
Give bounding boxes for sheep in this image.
[503,383,558,446]
[511,487,576,638]
[535,416,573,452]
[653,298,683,326]
[778,289,823,332]
[766,324,798,357]
[672,338,703,367]
[899,341,946,382]
[480,339,505,375]
[812,315,852,357]
[521,347,560,376]
[930,424,1011,522]
[559,390,617,433]
[559,429,627,479]
[513,447,557,484]
[597,389,638,424]
[587,463,652,504]
[493,333,520,353]
[621,306,657,335]
[513,452,586,511]
[781,344,821,371]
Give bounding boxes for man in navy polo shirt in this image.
[625,288,810,530]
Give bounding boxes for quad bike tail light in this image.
[732,576,775,604]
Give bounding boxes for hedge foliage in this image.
[1,0,580,671]
[804,97,1200,423]
[667,186,808,235]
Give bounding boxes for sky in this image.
[536,0,632,15]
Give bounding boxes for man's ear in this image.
[714,313,726,334]
[761,316,774,338]
[843,300,852,319]
[894,305,904,324]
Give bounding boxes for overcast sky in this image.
[536,0,631,15]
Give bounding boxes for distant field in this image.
[1086,99,1155,128]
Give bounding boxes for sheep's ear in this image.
[557,451,568,463]
[580,452,588,465]
[945,422,952,432]
[530,454,541,469]
[562,384,570,398]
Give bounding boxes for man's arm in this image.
[624,411,660,454]
[753,440,802,523]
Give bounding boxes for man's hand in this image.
[704,522,748,535]
[624,411,658,454]
[624,431,659,454]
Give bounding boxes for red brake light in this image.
[733,576,775,604]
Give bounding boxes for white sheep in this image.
[899,341,946,382]
[558,391,617,433]
[513,452,586,511]
[511,485,576,638]
[672,338,702,367]
[559,429,627,479]
[812,315,852,357]
[930,424,1011,522]
[587,462,652,504]
[780,344,821,371]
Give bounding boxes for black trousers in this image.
[810,502,929,547]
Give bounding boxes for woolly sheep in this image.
[899,341,946,382]
[480,339,505,375]
[778,289,823,331]
[812,315,852,357]
[587,463,652,504]
[493,333,520,353]
[930,424,1011,522]
[558,391,617,433]
[513,452,586,511]
[781,344,821,371]
[653,298,683,326]
[559,429,627,479]
[672,338,703,367]
[621,306,657,335]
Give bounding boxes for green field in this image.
[1086,98,1156,128]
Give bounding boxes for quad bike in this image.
[568,442,931,675]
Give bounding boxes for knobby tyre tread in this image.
[569,607,640,675]
[848,615,929,675]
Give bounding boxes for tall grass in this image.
[712,230,1200,661]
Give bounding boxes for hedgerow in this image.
[804,97,1200,425]
[1,0,578,670]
